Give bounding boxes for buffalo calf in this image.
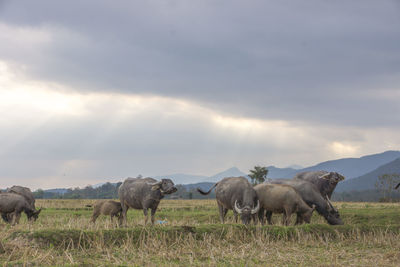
[90,200,123,224]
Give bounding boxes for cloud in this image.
[0,1,399,127]
[0,1,399,188]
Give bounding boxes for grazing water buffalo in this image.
[0,193,41,224]
[197,177,260,225]
[269,179,343,225]
[294,171,345,199]
[118,177,177,225]
[2,186,37,222]
[254,183,315,226]
[89,200,123,224]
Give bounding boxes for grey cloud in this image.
[1,1,400,127]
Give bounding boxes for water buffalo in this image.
[395,183,400,189]
[294,171,345,199]
[2,186,37,222]
[197,177,260,225]
[269,179,343,225]
[89,200,123,224]
[118,177,177,225]
[0,193,41,224]
[254,183,315,226]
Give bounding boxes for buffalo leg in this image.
[118,213,123,226]
[266,211,273,225]
[282,212,292,226]
[233,210,238,223]
[121,202,128,226]
[281,213,287,226]
[143,208,148,225]
[252,214,258,225]
[12,212,21,225]
[91,213,99,223]
[258,208,265,225]
[218,204,226,223]
[1,213,9,223]
[295,213,304,225]
[151,208,157,225]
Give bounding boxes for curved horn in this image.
[148,181,162,186]
[234,200,243,214]
[251,200,260,214]
[326,195,338,212]
[148,180,163,191]
[319,173,331,179]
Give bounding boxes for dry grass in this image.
[1,200,399,266]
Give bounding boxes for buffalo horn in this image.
[234,200,243,214]
[251,200,260,214]
[326,195,338,212]
[148,181,163,191]
[319,173,331,179]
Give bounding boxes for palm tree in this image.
[248,166,268,185]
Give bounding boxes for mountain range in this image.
[41,150,400,194]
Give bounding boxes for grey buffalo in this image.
[118,177,177,225]
[254,183,315,226]
[2,186,37,223]
[395,183,400,189]
[294,171,345,200]
[197,177,260,225]
[0,193,41,224]
[269,179,343,225]
[89,200,123,224]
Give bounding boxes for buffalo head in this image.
[325,196,343,225]
[234,200,260,225]
[150,179,177,195]
[319,172,345,185]
[27,208,42,221]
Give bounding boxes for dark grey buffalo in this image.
[294,171,345,199]
[0,193,41,224]
[118,177,177,225]
[197,177,260,225]
[269,179,343,225]
[395,183,400,189]
[2,186,37,222]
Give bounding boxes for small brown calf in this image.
[89,200,123,225]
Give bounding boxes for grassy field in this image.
[1,200,400,266]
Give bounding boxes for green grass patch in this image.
[8,224,400,249]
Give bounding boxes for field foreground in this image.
[1,200,400,266]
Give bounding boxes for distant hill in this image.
[336,157,400,192]
[206,167,248,182]
[268,150,400,179]
[266,166,297,179]
[298,150,400,179]
[154,173,209,185]
[181,182,214,191]
[35,150,400,197]
[44,188,69,194]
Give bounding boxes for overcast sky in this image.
[1,0,399,189]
